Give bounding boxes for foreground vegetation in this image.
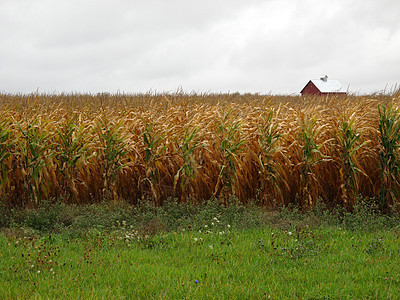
[1,91,400,210]
[2,91,400,297]
[1,199,400,299]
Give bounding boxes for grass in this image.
[1,199,400,299]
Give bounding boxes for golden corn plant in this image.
[212,108,247,205]
[56,116,90,203]
[140,119,167,204]
[15,118,53,206]
[336,115,370,208]
[0,119,16,198]
[0,91,399,209]
[256,110,283,205]
[174,127,203,202]
[96,117,129,202]
[296,112,331,208]
[378,103,400,211]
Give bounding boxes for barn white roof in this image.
[310,76,345,93]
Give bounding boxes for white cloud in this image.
[0,0,398,94]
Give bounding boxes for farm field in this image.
[1,91,400,210]
[1,199,400,299]
[1,90,400,300]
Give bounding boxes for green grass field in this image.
[1,200,400,299]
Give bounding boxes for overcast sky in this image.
[1,0,399,95]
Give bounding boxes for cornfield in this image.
[1,91,400,210]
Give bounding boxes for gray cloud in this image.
[0,0,398,94]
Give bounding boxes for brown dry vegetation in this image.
[0,91,399,210]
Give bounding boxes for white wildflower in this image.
[227,224,231,229]
[194,238,198,242]
[288,231,292,236]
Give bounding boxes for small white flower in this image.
[50,268,53,272]
[227,224,231,229]
[37,270,40,274]
[209,245,213,249]
[288,231,292,236]
[211,222,214,226]
[204,225,208,228]
[213,217,218,221]
[31,265,34,268]
[194,238,198,242]
[219,232,223,235]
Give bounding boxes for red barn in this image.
[300,75,346,96]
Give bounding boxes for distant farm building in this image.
[300,75,346,96]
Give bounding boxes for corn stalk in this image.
[174,127,203,202]
[378,103,400,211]
[16,120,52,206]
[214,108,246,205]
[257,110,284,205]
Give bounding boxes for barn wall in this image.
[301,81,321,96]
